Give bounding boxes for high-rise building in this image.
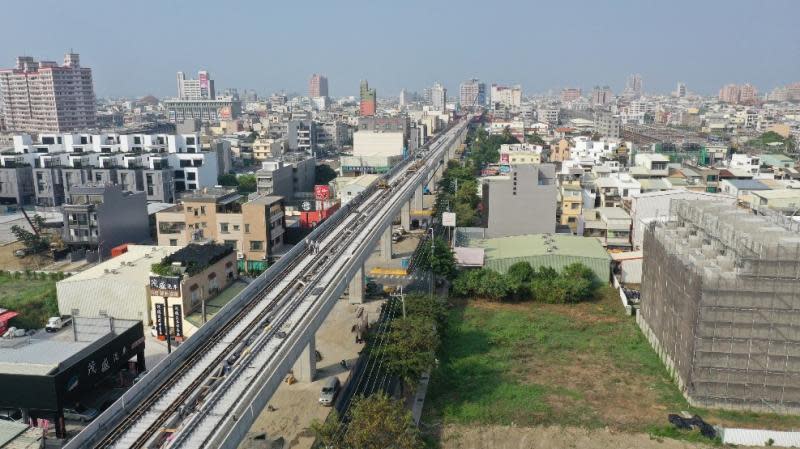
[675,82,687,98]
[718,84,740,103]
[718,83,758,105]
[560,88,582,103]
[431,82,447,111]
[359,80,376,116]
[624,73,643,97]
[399,89,409,107]
[490,84,522,109]
[591,86,613,106]
[0,52,96,133]
[459,78,486,108]
[309,73,329,98]
[177,70,215,100]
[739,83,758,105]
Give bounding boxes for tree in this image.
[416,237,457,280]
[11,215,49,255]
[217,173,238,187]
[402,293,448,333]
[452,268,510,301]
[526,133,546,145]
[237,174,257,194]
[344,394,422,449]
[315,163,338,185]
[383,316,439,386]
[506,261,535,299]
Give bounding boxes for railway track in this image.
[69,118,467,449]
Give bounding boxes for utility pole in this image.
[429,227,435,299]
[164,296,172,354]
[391,285,406,318]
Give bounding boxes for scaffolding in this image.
[640,200,800,414]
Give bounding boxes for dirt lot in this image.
[0,241,51,271]
[438,425,718,449]
[239,298,385,449]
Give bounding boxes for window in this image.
[245,224,250,233]
[220,223,229,233]
[250,240,263,251]
[233,224,240,231]
[224,239,238,249]
[200,206,206,215]
[187,172,196,181]
[169,239,178,246]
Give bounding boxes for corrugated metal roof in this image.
[722,428,800,447]
[464,233,611,280]
[0,421,29,448]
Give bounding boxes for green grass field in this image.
[0,273,58,329]
[424,286,800,438]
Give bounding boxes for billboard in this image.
[500,153,509,164]
[154,303,166,337]
[172,304,183,338]
[314,184,331,201]
[442,212,456,227]
[150,275,181,297]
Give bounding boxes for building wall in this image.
[241,202,269,261]
[353,132,405,157]
[483,164,557,237]
[0,166,34,205]
[95,188,150,255]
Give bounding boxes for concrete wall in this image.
[96,188,150,255]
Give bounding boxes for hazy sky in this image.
[3,0,798,99]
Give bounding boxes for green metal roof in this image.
[465,233,612,281]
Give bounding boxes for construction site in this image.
[639,200,800,414]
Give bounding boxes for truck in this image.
[0,309,19,336]
[46,316,72,333]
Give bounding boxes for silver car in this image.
[63,405,99,422]
[318,377,340,406]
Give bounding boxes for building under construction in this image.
[639,200,800,413]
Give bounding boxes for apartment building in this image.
[255,156,316,199]
[459,79,486,108]
[559,184,583,233]
[2,132,221,206]
[156,188,285,272]
[482,164,557,237]
[309,74,329,98]
[287,120,317,155]
[499,144,543,165]
[177,70,215,100]
[594,111,621,138]
[0,53,96,133]
[62,184,149,256]
[581,207,632,249]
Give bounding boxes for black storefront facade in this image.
[0,321,146,438]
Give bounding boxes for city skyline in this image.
[1,0,797,99]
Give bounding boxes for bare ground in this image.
[438,425,715,449]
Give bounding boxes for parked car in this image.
[318,376,341,406]
[63,404,99,422]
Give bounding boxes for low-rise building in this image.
[331,174,379,205]
[62,183,150,256]
[558,184,583,233]
[149,243,238,336]
[581,207,632,249]
[456,230,611,281]
[57,245,180,322]
[255,156,316,199]
[499,143,543,165]
[155,188,285,272]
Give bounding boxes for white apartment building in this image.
[730,154,761,175]
[0,53,96,133]
[499,144,544,165]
